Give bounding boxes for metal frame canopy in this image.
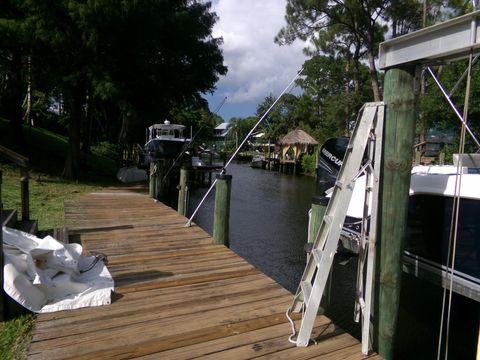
[379,10,480,69]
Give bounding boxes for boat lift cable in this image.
[427,67,480,150]
[161,97,227,183]
[436,48,474,360]
[448,55,479,97]
[185,68,304,227]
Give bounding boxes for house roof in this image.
[279,129,318,146]
[215,122,230,130]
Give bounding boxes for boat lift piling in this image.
[376,9,480,359]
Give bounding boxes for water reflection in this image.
[187,162,315,292]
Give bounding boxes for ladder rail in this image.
[292,103,375,312]
[291,102,385,347]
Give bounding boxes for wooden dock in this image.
[28,185,381,359]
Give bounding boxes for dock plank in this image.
[28,185,381,359]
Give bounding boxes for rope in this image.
[80,253,107,273]
[436,50,473,360]
[185,67,304,227]
[286,307,298,344]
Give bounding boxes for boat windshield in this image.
[406,194,480,279]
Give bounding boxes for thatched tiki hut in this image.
[279,129,318,174]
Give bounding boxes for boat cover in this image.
[2,226,114,313]
[116,166,147,183]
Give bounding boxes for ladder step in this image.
[312,249,323,265]
[301,281,312,306]
[335,180,343,189]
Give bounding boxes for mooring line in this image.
[185,67,304,227]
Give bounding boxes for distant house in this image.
[213,123,230,148]
[214,122,230,139]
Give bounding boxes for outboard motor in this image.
[316,137,350,195]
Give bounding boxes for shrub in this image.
[301,153,316,174]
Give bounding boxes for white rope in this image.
[286,308,298,344]
[185,68,304,227]
[436,51,473,360]
[286,293,317,346]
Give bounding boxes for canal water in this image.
[186,161,479,359]
[187,161,361,337]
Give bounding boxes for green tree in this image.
[0,0,30,145]
[276,0,388,101]
[7,0,227,179]
[420,60,480,153]
[225,116,258,151]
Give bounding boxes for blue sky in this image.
[204,1,307,122]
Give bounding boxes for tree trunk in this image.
[2,51,25,148]
[367,49,382,101]
[118,111,129,146]
[81,91,93,153]
[63,87,84,179]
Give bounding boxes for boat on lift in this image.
[315,138,480,301]
[138,120,191,167]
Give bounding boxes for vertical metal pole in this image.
[376,66,416,359]
[213,173,232,247]
[177,167,188,216]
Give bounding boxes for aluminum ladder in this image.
[289,102,385,354]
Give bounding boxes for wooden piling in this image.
[177,167,188,216]
[213,173,232,247]
[149,161,156,198]
[308,196,328,244]
[149,160,166,201]
[155,160,165,201]
[376,66,416,359]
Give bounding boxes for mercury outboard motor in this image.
[316,137,350,195]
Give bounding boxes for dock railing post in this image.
[177,167,188,216]
[213,173,232,247]
[20,167,29,221]
[308,195,330,314]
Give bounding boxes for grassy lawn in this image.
[0,313,36,360]
[1,168,111,359]
[2,165,104,230]
[1,118,122,359]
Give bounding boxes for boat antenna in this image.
[185,67,304,227]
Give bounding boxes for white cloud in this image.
[210,1,307,109]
